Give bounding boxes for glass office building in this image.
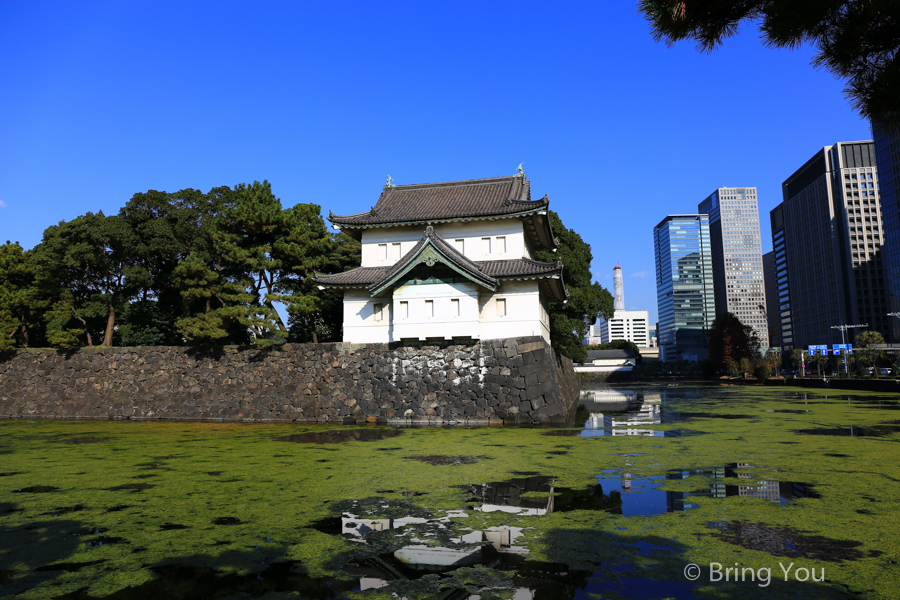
[874,124,900,341]
[653,215,716,361]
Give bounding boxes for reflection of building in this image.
[665,463,819,511]
[316,172,566,343]
[653,215,716,361]
[699,187,769,349]
[581,394,662,437]
[772,142,889,349]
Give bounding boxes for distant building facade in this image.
[771,141,888,350]
[653,215,716,361]
[762,251,781,349]
[315,172,566,343]
[585,265,650,347]
[874,123,900,341]
[698,187,769,348]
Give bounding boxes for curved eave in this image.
[329,205,549,236]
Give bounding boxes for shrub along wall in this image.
[0,337,579,425]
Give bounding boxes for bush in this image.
[753,364,770,384]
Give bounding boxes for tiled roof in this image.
[477,258,563,278]
[328,175,547,227]
[313,266,387,287]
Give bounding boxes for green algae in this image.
[0,386,898,598]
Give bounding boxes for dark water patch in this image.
[56,437,111,444]
[0,504,24,515]
[220,478,242,483]
[316,459,330,463]
[206,471,223,476]
[13,485,58,493]
[310,516,342,535]
[277,428,402,444]
[212,517,242,525]
[0,569,13,584]
[131,474,157,479]
[35,559,106,572]
[72,527,107,536]
[41,504,86,516]
[764,409,810,414]
[548,451,568,455]
[159,523,188,530]
[510,471,541,475]
[404,455,477,466]
[107,483,155,491]
[674,412,755,420]
[212,540,231,545]
[54,562,358,600]
[706,520,881,562]
[0,472,23,477]
[85,535,128,547]
[825,453,852,458]
[374,447,402,451]
[793,425,900,437]
[375,489,395,494]
[402,491,427,497]
[106,504,130,512]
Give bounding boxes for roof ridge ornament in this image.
[516,163,524,177]
[386,174,395,188]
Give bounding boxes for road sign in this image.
[809,345,829,356]
[833,344,847,354]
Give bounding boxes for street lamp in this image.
[830,323,868,375]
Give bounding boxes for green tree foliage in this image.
[0,241,46,349]
[638,0,900,130]
[288,232,361,343]
[707,312,757,372]
[204,181,334,346]
[856,330,885,372]
[754,363,770,383]
[34,213,145,347]
[536,211,614,364]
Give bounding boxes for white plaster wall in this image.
[478,280,549,342]
[392,281,481,341]
[359,220,527,267]
[342,289,392,343]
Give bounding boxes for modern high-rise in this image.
[698,187,769,348]
[770,205,794,350]
[653,215,716,361]
[874,124,900,341]
[762,251,782,349]
[772,141,888,350]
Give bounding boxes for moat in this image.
[1,384,898,599]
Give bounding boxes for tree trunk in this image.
[265,300,288,332]
[312,330,318,344]
[20,317,28,348]
[103,304,115,347]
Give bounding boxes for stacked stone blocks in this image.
[0,337,579,425]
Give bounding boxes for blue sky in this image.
[0,1,871,325]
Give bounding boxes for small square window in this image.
[496,298,506,317]
[378,244,387,260]
[482,237,492,254]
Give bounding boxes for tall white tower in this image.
[613,265,624,310]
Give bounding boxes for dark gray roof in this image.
[587,349,638,360]
[477,258,562,278]
[313,266,387,287]
[328,173,559,251]
[329,175,542,225]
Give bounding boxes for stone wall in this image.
[0,336,579,425]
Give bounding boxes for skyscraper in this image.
[762,251,782,350]
[874,124,900,341]
[771,141,888,350]
[653,215,716,361]
[698,187,769,348]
